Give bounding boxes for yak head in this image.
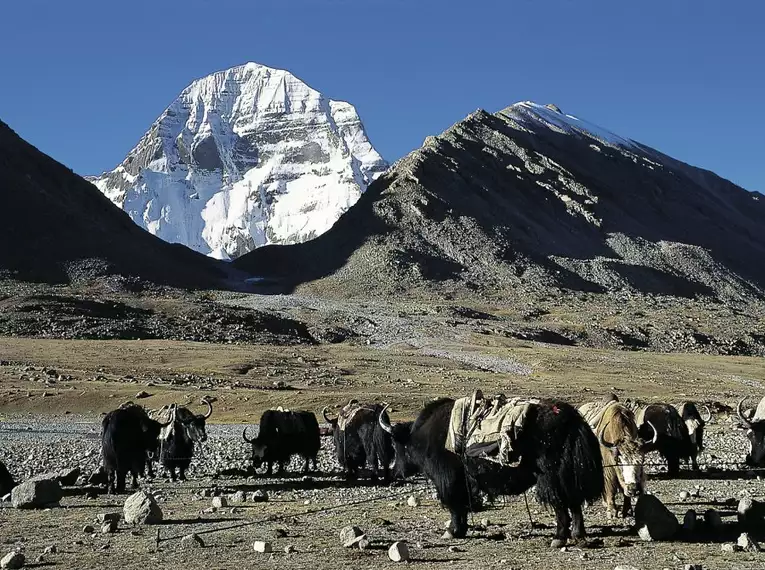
[681,403,711,452]
[738,398,765,466]
[599,421,657,497]
[241,426,268,468]
[176,400,213,443]
[378,405,418,479]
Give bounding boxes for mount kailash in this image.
[91,62,387,259]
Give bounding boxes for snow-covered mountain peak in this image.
[502,101,637,149]
[92,62,387,259]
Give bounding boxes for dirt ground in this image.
[1,335,765,569]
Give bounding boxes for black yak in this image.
[677,402,711,457]
[154,400,213,481]
[636,403,695,474]
[242,409,320,475]
[379,397,603,547]
[101,405,169,493]
[323,400,393,481]
[0,459,16,496]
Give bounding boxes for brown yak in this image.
[580,400,657,518]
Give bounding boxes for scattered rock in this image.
[284,545,297,554]
[0,552,24,569]
[721,542,740,553]
[340,526,364,547]
[407,495,420,507]
[181,534,204,548]
[634,495,679,541]
[211,496,227,509]
[679,490,690,501]
[358,537,371,550]
[388,541,410,562]
[253,541,272,553]
[11,478,63,509]
[683,565,702,570]
[30,468,80,487]
[229,491,246,504]
[82,524,95,534]
[704,508,723,530]
[738,497,765,530]
[248,490,268,502]
[123,490,163,525]
[135,391,150,399]
[613,566,640,570]
[101,520,118,534]
[682,509,697,533]
[737,532,761,552]
[447,545,464,553]
[42,546,56,555]
[97,513,120,523]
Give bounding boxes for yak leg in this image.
[570,504,586,542]
[620,494,632,518]
[116,470,127,494]
[178,467,187,481]
[446,506,468,539]
[666,454,680,476]
[277,461,285,475]
[690,452,699,471]
[603,483,618,519]
[550,504,572,548]
[265,462,273,477]
[168,466,177,482]
[106,469,115,494]
[302,456,310,474]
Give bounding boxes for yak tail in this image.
[534,401,604,508]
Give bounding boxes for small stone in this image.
[97,513,121,523]
[82,524,95,534]
[211,496,227,509]
[679,490,690,501]
[0,552,24,569]
[737,532,761,552]
[284,545,297,554]
[253,541,272,553]
[340,526,364,547]
[407,495,420,507]
[358,538,371,550]
[181,533,204,548]
[274,528,288,538]
[101,520,117,534]
[388,541,410,562]
[721,542,739,552]
[683,565,702,570]
[42,546,57,555]
[135,391,150,399]
[248,490,268,502]
[447,546,464,553]
[613,566,640,570]
[480,517,490,527]
[229,491,245,504]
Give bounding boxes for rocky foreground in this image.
[1,416,765,569]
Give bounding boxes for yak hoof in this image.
[550,538,567,549]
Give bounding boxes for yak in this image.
[323,401,393,481]
[101,405,169,494]
[584,401,656,519]
[379,397,603,547]
[154,400,213,481]
[242,409,320,475]
[390,420,420,480]
[677,402,711,458]
[0,459,16,496]
[737,397,765,466]
[636,403,695,474]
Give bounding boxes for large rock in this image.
[0,552,24,569]
[31,468,80,487]
[388,541,410,562]
[738,497,765,530]
[123,491,163,525]
[11,478,63,509]
[634,495,679,541]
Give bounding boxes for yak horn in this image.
[242,426,254,443]
[322,406,334,424]
[645,420,659,445]
[738,397,753,428]
[202,399,213,419]
[597,424,617,449]
[378,403,393,435]
[701,405,712,422]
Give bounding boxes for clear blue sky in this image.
[1,0,762,192]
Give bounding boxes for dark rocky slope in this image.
[235,102,765,302]
[0,120,225,287]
